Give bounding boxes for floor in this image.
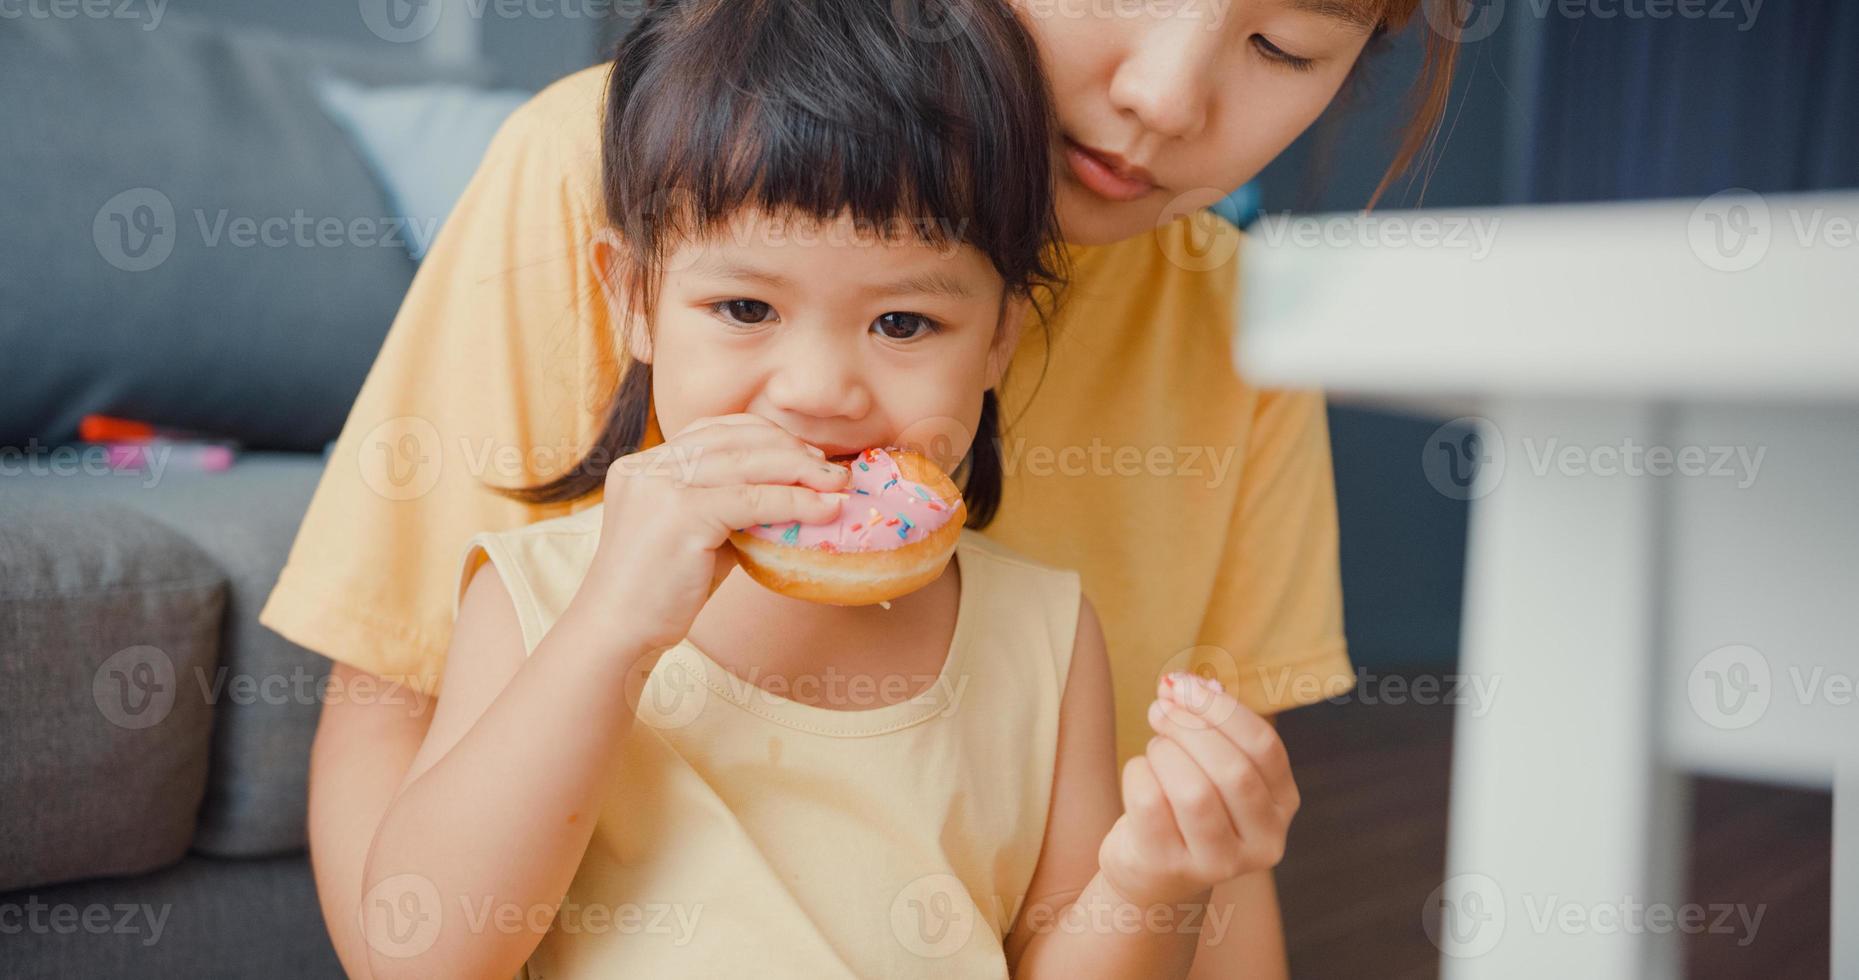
[1271,672,1833,979]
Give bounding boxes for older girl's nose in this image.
[1107,19,1218,142]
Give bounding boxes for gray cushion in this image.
[0,14,489,451]
[0,497,225,892]
[9,453,333,858]
[0,852,340,979]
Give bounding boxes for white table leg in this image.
[1438,400,1687,980]
[1837,755,1857,977]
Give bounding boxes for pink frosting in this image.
[742,447,959,553]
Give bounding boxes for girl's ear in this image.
[983,295,1029,388]
[591,226,654,365]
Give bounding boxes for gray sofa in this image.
[0,14,516,978]
[1,456,337,977]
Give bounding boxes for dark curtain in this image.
[1523,0,1859,202]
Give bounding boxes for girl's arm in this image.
[307,662,437,980]
[357,414,846,980]
[1005,599,1300,979]
[358,562,659,980]
[1004,598,1202,977]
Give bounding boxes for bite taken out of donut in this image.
[728,447,965,606]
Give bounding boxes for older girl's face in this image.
[1019,0,1379,245]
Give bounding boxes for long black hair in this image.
[498,0,1065,529]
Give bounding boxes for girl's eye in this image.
[1251,35,1316,73]
[713,299,776,325]
[872,311,938,341]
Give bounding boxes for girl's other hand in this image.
[572,413,849,653]
[1096,673,1301,909]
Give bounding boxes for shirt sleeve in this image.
[1197,387,1354,715]
[258,71,619,697]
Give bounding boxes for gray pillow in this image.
[0,497,226,892]
[0,15,492,451]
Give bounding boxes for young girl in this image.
[357,1,1298,978]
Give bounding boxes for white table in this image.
[1234,192,1859,978]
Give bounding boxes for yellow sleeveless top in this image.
[455,506,1082,979]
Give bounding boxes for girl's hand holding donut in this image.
[1096,672,1302,909]
[571,413,850,654]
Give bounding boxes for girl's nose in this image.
[1107,19,1218,142]
[762,342,871,423]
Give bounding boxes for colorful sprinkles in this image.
[739,446,958,554]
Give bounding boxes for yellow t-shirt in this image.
[457,512,1079,978]
[259,63,1352,766]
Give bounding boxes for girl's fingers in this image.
[1160,676,1301,815]
[1149,699,1282,847]
[1142,731,1242,863]
[1119,753,1183,855]
[670,414,828,457]
[680,445,849,493]
[696,483,847,533]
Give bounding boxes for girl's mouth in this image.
[1062,137,1159,203]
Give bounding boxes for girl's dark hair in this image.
[500,0,1066,529]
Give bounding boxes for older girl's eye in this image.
[872,311,938,341]
[712,299,776,325]
[1251,35,1316,73]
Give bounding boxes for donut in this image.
[728,447,965,606]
